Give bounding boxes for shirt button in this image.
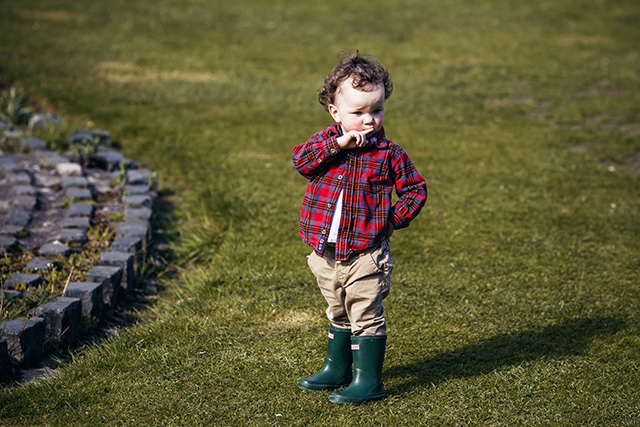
[321,229,327,235]
[338,175,343,180]
[327,203,332,209]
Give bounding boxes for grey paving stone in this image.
[65,187,93,200]
[1,224,25,236]
[8,210,31,226]
[124,185,150,195]
[124,208,152,222]
[110,236,142,255]
[3,130,25,139]
[56,162,82,177]
[18,137,48,151]
[89,129,111,145]
[32,172,61,189]
[89,177,112,197]
[6,173,32,185]
[60,176,88,188]
[61,217,90,229]
[39,242,72,258]
[34,297,81,348]
[1,317,45,367]
[11,195,38,210]
[0,157,25,173]
[14,185,36,196]
[63,281,104,318]
[99,251,134,291]
[66,202,94,217]
[116,221,150,247]
[28,113,61,129]
[68,129,110,146]
[86,266,122,307]
[37,151,68,167]
[95,149,125,171]
[0,236,19,253]
[24,257,60,273]
[67,130,94,144]
[58,228,87,245]
[4,273,43,289]
[126,169,152,186]
[0,289,22,299]
[125,194,152,208]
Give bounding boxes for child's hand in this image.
[336,128,374,150]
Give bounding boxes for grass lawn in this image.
[1,0,639,425]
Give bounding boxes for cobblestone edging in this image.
[0,120,157,381]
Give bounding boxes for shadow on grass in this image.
[386,317,625,396]
[80,188,178,342]
[3,188,179,387]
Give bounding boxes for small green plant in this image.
[0,134,24,153]
[108,212,125,222]
[15,230,29,239]
[30,118,72,152]
[71,135,100,167]
[86,224,116,247]
[58,198,73,209]
[110,160,129,187]
[0,86,31,126]
[2,283,53,319]
[81,316,100,333]
[146,171,158,189]
[40,267,68,294]
[59,198,98,209]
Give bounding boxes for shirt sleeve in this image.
[292,127,342,180]
[389,146,428,229]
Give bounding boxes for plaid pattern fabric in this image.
[293,123,427,261]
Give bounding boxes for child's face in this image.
[328,78,385,136]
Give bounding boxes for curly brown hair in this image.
[317,51,393,111]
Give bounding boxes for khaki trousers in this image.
[307,239,393,336]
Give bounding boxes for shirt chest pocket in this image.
[358,154,392,194]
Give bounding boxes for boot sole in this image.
[328,392,386,405]
[298,380,351,391]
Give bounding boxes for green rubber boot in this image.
[329,335,386,404]
[298,325,353,391]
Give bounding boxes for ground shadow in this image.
[3,188,178,387]
[385,317,625,396]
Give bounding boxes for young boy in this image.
[292,52,428,404]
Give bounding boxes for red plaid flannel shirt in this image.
[293,123,427,260]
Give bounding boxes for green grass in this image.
[1,0,639,425]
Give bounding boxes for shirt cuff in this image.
[325,137,341,156]
[390,210,408,229]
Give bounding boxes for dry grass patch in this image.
[94,61,230,84]
[267,309,319,330]
[18,10,89,23]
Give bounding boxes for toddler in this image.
[292,51,427,404]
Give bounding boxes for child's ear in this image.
[328,104,340,123]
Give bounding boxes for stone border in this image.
[1,120,158,380]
